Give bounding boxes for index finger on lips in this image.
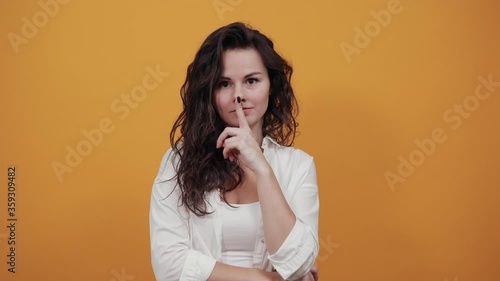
[235,96,250,129]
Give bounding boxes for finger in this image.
[311,266,319,281]
[227,151,238,162]
[222,145,238,160]
[301,272,314,281]
[235,96,250,129]
[216,127,240,148]
[222,137,240,160]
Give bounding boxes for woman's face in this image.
[214,48,270,138]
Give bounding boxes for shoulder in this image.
[264,136,314,164]
[264,136,315,183]
[155,147,179,179]
[264,137,317,196]
[152,144,184,198]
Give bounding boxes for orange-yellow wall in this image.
[1,0,499,280]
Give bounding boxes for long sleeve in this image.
[149,148,217,281]
[267,154,320,280]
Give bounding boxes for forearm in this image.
[254,162,296,255]
[207,262,279,281]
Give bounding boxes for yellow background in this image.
[1,0,499,280]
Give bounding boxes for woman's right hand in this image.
[310,265,319,281]
[296,265,319,281]
[262,265,319,281]
[296,272,315,281]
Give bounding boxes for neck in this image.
[255,133,264,147]
[251,125,264,147]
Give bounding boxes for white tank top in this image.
[220,201,261,268]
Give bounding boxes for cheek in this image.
[259,93,270,109]
[214,94,222,111]
[214,94,228,116]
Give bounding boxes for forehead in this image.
[221,48,267,77]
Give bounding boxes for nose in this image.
[232,83,244,103]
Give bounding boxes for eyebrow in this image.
[219,72,263,80]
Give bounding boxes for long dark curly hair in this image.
[169,22,299,216]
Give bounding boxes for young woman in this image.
[149,22,319,281]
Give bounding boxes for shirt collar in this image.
[262,135,281,149]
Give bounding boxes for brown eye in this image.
[247,78,258,84]
[219,81,230,88]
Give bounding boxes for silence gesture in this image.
[216,96,267,172]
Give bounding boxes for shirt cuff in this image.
[267,219,316,280]
[179,250,217,281]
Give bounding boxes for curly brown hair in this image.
[168,22,299,216]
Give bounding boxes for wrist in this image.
[253,160,273,177]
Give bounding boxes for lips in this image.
[231,107,253,112]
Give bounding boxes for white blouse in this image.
[149,136,319,281]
